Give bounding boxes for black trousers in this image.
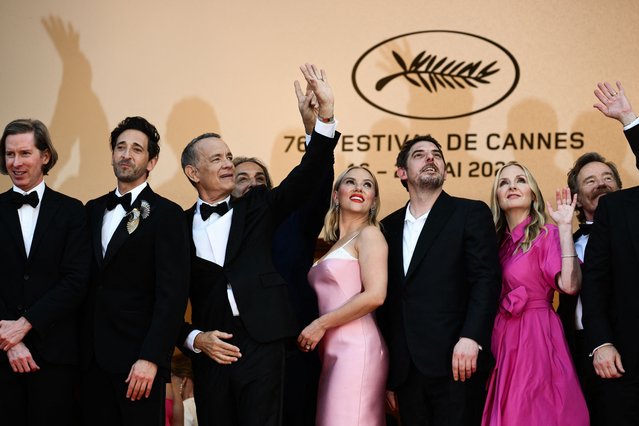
[591,366,639,426]
[193,317,286,426]
[572,330,605,425]
[80,361,165,426]
[282,342,320,426]
[396,359,488,426]
[0,353,75,426]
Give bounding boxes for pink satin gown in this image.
[482,219,589,426]
[309,247,388,426]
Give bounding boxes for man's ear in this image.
[184,165,199,184]
[396,167,407,180]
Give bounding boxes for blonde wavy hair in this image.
[490,161,548,253]
[323,166,381,243]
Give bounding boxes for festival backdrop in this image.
[2,0,638,219]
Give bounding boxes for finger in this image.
[593,103,606,113]
[616,81,624,94]
[310,64,320,79]
[294,80,304,102]
[452,357,459,381]
[615,354,626,374]
[145,380,153,398]
[471,354,478,373]
[126,381,134,399]
[131,379,143,400]
[213,331,233,340]
[603,81,616,96]
[593,89,609,105]
[27,356,40,371]
[545,201,554,215]
[216,340,241,353]
[214,353,240,364]
[10,359,20,373]
[320,68,328,83]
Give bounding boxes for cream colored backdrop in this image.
[2,0,638,217]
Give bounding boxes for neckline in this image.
[315,231,361,265]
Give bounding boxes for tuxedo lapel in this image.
[405,191,455,283]
[624,188,639,263]
[102,185,155,268]
[384,206,407,283]
[28,186,60,260]
[0,190,27,259]
[224,197,245,266]
[91,197,107,267]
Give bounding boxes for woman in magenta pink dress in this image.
[297,166,389,426]
[482,161,589,425]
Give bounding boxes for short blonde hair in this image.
[490,161,547,253]
[323,166,381,243]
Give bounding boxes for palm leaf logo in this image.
[376,50,500,93]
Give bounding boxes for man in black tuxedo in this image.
[579,81,639,425]
[229,82,333,426]
[379,135,501,425]
[0,119,90,425]
[557,151,622,424]
[81,116,190,425]
[178,64,338,426]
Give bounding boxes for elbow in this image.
[563,285,580,296]
[369,292,387,309]
[562,279,582,296]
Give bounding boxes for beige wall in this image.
[2,0,638,217]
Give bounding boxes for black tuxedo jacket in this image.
[556,231,584,355]
[379,191,501,388]
[0,186,90,365]
[582,186,639,377]
[558,124,639,356]
[272,166,333,328]
[84,185,190,376]
[180,130,339,348]
[625,122,639,171]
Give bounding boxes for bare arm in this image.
[297,226,388,351]
[547,187,581,295]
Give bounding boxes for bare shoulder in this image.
[357,225,388,249]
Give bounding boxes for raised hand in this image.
[294,80,319,134]
[298,64,334,120]
[593,81,637,126]
[547,187,577,227]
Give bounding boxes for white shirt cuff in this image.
[314,118,337,138]
[590,342,614,357]
[623,116,639,130]
[185,330,203,353]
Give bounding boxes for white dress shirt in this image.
[573,222,590,330]
[100,181,148,257]
[185,118,337,352]
[402,203,430,275]
[14,180,46,257]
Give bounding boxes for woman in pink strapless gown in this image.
[482,162,588,426]
[297,166,389,426]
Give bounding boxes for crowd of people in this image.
[1,64,638,426]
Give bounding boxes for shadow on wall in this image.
[42,16,112,203]
[155,97,220,209]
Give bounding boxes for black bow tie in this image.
[12,191,39,209]
[106,191,132,211]
[200,202,229,221]
[576,222,592,237]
